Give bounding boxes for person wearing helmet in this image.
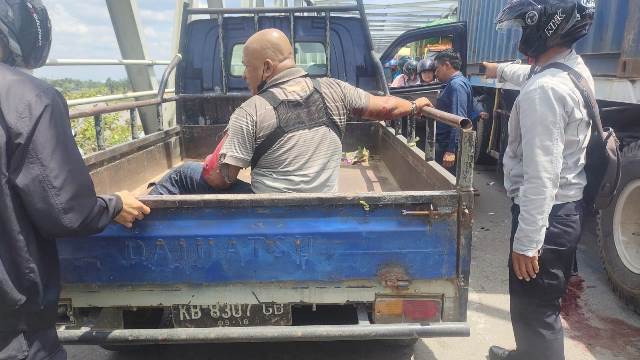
[394,55,411,80]
[384,58,398,84]
[482,1,596,359]
[417,58,436,84]
[0,1,150,358]
[391,59,420,87]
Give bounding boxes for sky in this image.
[33,0,454,81]
[35,0,180,81]
[33,0,295,81]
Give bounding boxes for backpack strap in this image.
[258,89,282,109]
[310,78,342,140]
[250,79,342,169]
[540,62,604,138]
[251,90,286,169]
[541,62,622,209]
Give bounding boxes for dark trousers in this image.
[149,162,252,195]
[508,200,584,360]
[0,328,66,360]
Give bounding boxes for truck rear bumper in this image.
[58,323,470,345]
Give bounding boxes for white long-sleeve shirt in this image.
[497,50,594,256]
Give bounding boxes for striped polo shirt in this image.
[219,67,370,193]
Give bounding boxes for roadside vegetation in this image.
[46,78,140,155]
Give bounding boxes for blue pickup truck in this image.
[56,0,476,347]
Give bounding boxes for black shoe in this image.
[488,346,513,360]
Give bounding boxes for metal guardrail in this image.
[68,54,183,151]
[43,57,174,151]
[46,59,171,66]
[67,89,175,107]
[46,58,173,107]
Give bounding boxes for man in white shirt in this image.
[482,1,596,359]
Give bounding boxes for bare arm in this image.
[483,61,532,87]
[361,95,432,121]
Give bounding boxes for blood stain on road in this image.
[561,275,640,356]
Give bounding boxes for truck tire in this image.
[598,140,640,314]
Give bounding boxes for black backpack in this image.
[542,62,622,210]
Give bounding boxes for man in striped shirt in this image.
[150,29,432,195]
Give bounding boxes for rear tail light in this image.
[374,295,442,324]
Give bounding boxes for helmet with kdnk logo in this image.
[495,0,595,58]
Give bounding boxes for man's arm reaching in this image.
[361,94,433,121]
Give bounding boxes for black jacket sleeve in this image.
[12,87,123,238]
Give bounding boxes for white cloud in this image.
[38,0,176,80]
[144,27,159,38]
[49,3,90,34]
[140,9,174,22]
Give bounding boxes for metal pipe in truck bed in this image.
[421,107,472,130]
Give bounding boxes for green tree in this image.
[45,78,137,155]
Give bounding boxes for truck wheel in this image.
[598,140,640,314]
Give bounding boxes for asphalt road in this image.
[65,169,640,360]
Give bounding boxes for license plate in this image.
[171,303,292,328]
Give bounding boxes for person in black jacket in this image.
[0,1,150,359]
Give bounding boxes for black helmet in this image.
[403,60,418,78]
[417,58,436,74]
[0,0,51,69]
[397,55,411,73]
[496,0,595,58]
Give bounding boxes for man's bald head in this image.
[245,29,294,65]
[242,29,296,95]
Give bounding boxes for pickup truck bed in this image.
[87,122,455,196]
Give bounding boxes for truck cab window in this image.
[229,42,327,77]
[295,42,327,76]
[230,44,246,77]
[387,35,453,87]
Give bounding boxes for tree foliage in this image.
[45,78,141,155]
